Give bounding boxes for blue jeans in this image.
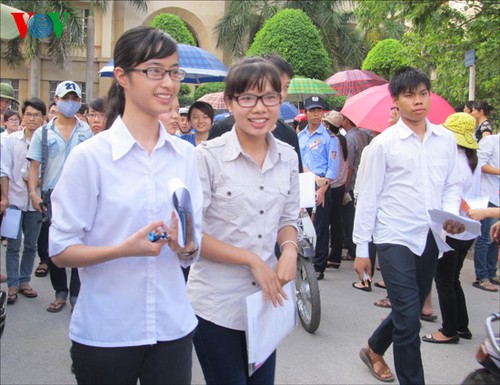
[194,316,276,385]
[474,202,499,281]
[6,210,42,288]
[369,232,439,385]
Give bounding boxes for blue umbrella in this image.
[279,102,299,121]
[98,44,228,84]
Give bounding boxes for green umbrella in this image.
[1,3,26,40]
[286,77,337,103]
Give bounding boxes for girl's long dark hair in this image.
[460,145,478,173]
[105,26,178,130]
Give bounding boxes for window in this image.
[49,81,86,103]
[0,79,19,110]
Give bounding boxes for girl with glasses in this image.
[48,26,202,385]
[2,110,21,139]
[187,57,300,384]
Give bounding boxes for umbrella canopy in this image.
[98,44,228,84]
[279,102,299,121]
[198,92,227,110]
[325,69,387,97]
[286,77,336,103]
[340,84,456,133]
[1,3,26,40]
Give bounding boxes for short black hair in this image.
[188,101,215,124]
[22,98,47,116]
[262,54,294,79]
[473,100,493,116]
[89,97,106,113]
[389,67,431,98]
[3,109,20,122]
[78,103,88,115]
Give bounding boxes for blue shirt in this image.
[26,118,92,191]
[180,133,196,146]
[298,123,339,180]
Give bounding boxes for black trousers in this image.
[312,190,331,273]
[434,237,474,337]
[37,220,50,264]
[342,190,356,257]
[71,331,194,385]
[328,185,345,265]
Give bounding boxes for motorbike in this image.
[461,313,500,385]
[295,210,321,333]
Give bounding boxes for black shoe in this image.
[316,271,324,280]
[457,330,472,340]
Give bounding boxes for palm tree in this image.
[215,0,367,71]
[2,0,85,97]
[86,1,148,100]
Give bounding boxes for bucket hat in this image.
[443,112,478,150]
[323,110,343,129]
[0,83,18,103]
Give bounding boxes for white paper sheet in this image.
[299,172,316,209]
[0,207,22,239]
[428,209,482,252]
[244,282,297,376]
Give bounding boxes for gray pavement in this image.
[1,244,499,384]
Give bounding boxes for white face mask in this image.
[56,100,81,118]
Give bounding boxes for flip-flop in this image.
[420,313,438,322]
[359,348,394,382]
[374,281,386,289]
[47,299,66,313]
[374,297,391,308]
[34,263,49,277]
[18,286,38,298]
[352,281,372,292]
[7,292,18,304]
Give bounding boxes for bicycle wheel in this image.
[295,255,321,333]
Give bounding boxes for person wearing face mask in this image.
[26,80,92,313]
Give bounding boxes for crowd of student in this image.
[0,25,498,385]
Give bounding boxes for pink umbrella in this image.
[340,84,456,132]
[198,92,228,110]
[325,69,387,97]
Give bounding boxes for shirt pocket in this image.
[47,138,59,158]
[213,185,246,221]
[430,158,449,189]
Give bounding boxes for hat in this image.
[443,112,478,150]
[323,110,343,128]
[55,81,82,99]
[293,113,307,122]
[179,107,189,115]
[0,83,18,103]
[304,96,325,110]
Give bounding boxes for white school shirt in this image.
[0,129,38,211]
[353,119,462,258]
[477,134,500,207]
[49,116,202,347]
[187,128,300,331]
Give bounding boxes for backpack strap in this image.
[40,124,48,192]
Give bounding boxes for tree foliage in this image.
[355,0,500,112]
[361,39,408,80]
[193,82,225,101]
[150,13,196,46]
[247,9,331,79]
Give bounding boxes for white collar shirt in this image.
[477,134,500,206]
[187,128,300,330]
[353,119,462,258]
[1,129,38,211]
[49,116,202,347]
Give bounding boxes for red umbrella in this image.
[198,92,228,110]
[340,84,455,132]
[325,69,387,97]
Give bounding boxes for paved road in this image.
[1,244,498,384]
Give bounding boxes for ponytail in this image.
[104,81,125,130]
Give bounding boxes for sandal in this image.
[374,297,392,308]
[472,279,498,292]
[18,285,38,298]
[47,299,66,313]
[374,281,386,289]
[7,289,18,304]
[353,281,372,292]
[34,262,49,277]
[359,347,394,382]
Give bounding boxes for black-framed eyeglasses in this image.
[7,118,20,123]
[23,113,42,119]
[128,67,186,81]
[233,93,281,108]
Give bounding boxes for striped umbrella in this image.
[325,69,387,97]
[286,77,336,103]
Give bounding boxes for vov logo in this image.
[11,12,70,39]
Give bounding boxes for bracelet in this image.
[279,240,298,253]
[178,248,198,258]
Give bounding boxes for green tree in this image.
[361,39,408,80]
[178,84,194,107]
[355,0,500,113]
[247,9,331,79]
[193,82,225,101]
[215,0,365,71]
[149,13,196,45]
